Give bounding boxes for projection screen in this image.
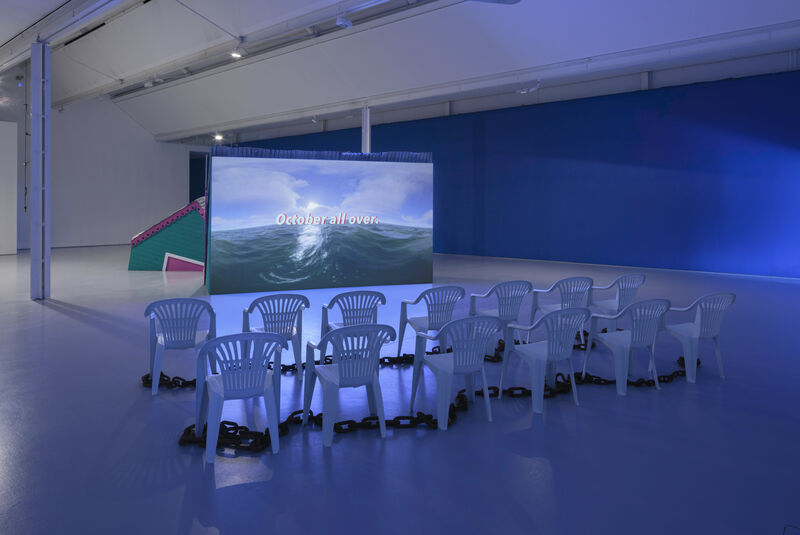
[206,154,433,294]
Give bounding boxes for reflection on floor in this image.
[0,245,798,534]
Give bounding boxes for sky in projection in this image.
[210,157,433,231]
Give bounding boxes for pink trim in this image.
[163,253,205,272]
[130,199,206,246]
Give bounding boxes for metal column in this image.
[30,41,50,300]
[361,106,371,154]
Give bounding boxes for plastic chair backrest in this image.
[321,324,396,387]
[695,293,736,338]
[540,308,591,360]
[615,274,646,311]
[490,280,532,321]
[200,333,287,398]
[145,298,213,349]
[329,291,386,326]
[555,277,593,308]
[420,286,466,330]
[626,299,670,347]
[440,316,503,373]
[248,294,309,337]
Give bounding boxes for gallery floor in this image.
[0,245,798,534]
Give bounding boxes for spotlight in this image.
[143,80,153,88]
[213,134,223,141]
[311,116,318,124]
[335,15,352,28]
[231,47,244,59]
[515,80,541,95]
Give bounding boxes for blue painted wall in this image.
[243,71,800,278]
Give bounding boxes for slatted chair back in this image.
[321,325,396,387]
[695,293,736,338]
[554,277,593,309]
[439,316,503,374]
[626,299,671,348]
[200,333,287,398]
[419,286,466,330]
[329,291,386,326]
[247,294,309,337]
[144,298,214,349]
[539,308,591,360]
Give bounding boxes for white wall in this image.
[24,95,191,249]
[0,121,16,255]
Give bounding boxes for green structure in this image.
[128,198,206,271]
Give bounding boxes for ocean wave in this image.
[208,222,432,293]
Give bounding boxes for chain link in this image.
[141,372,196,389]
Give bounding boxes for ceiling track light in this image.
[213,134,224,141]
[231,36,247,59]
[335,15,352,28]
[515,80,542,95]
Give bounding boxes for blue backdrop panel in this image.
[243,70,800,278]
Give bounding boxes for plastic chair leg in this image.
[434,370,453,430]
[264,389,280,454]
[291,335,303,373]
[582,332,594,378]
[614,348,630,396]
[713,337,725,379]
[195,383,208,438]
[480,368,493,422]
[568,359,579,406]
[151,344,165,396]
[530,359,547,414]
[397,320,407,357]
[681,337,699,383]
[371,376,387,438]
[545,361,556,388]
[205,394,224,463]
[303,369,317,424]
[649,346,660,390]
[409,337,426,412]
[464,373,475,402]
[499,349,512,398]
[366,383,377,416]
[321,383,339,447]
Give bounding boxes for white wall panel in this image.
[46,96,190,248]
[114,0,800,140]
[0,121,17,255]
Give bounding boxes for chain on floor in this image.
[175,349,699,454]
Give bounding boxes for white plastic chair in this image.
[409,316,502,430]
[501,308,590,413]
[321,290,386,339]
[588,274,646,327]
[195,332,287,463]
[145,298,215,396]
[397,286,465,357]
[583,299,670,395]
[243,293,310,371]
[303,324,396,446]
[530,277,593,344]
[663,293,736,383]
[469,280,532,354]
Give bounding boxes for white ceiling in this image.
[2,0,800,142]
[0,0,67,45]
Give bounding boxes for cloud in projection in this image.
[210,157,433,231]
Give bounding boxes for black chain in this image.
[141,372,196,389]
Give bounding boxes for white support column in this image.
[30,41,51,300]
[361,106,371,154]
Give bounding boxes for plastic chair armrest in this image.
[416,331,438,342]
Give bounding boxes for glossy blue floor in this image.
[0,245,798,534]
